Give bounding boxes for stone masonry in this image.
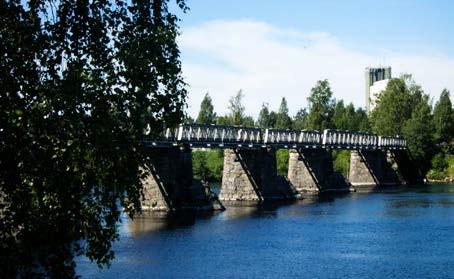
[288,149,351,193]
[219,148,298,201]
[141,146,217,211]
[348,150,401,187]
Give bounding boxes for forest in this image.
[190,77,454,182]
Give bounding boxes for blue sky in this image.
[175,1,454,117]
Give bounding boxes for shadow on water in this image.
[128,210,219,235]
[354,183,454,194]
[128,200,297,234]
[128,184,454,236]
[129,191,358,235]
[220,200,297,220]
[353,184,408,194]
[407,183,454,193]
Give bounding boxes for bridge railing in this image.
[263,129,322,146]
[378,135,406,149]
[322,130,378,149]
[175,124,263,145]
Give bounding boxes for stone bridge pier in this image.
[348,150,401,187]
[288,149,351,193]
[219,148,298,201]
[389,150,425,185]
[141,146,220,211]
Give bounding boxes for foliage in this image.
[427,153,449,180]
[184,115,195,124]
[0,0,187,277]
[276,150,289,176]
[402,95,436,177]
[268,111,278,128]
[257,103,271,128]
[228,90,246,125]
[293,108,308,130]
[217,90,255,127]
[332,150,351,177]
[448,156,454,177]
[196,93,216,124]
[242,116,256,127]
[192,150,224,181]
[275,98,292,129]
[370,78,417,136]
[370,75,437,178]
[306,80,335,130]
[432,89,454,143]
[216,115,232,126]
[332,100,348,130]
[354,108,371,132]
[192,151,210,180]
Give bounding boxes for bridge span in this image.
[140,124,417,212]
[145,124,406,150]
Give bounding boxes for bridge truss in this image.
[143,124,406,150]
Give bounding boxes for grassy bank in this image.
[428,154,454,181]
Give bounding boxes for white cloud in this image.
[179,19,454,119]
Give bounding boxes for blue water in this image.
[77,184,454,278]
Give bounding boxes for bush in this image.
[192,150,224,182]
[427,153,449,180]
[205,150,224,181]
[333,150,351,177]
[276,149,289,176]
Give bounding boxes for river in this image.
[77,183,454,278]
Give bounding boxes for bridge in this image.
[145,124,406,150]
[140,124,416,212]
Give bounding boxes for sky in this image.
[174,0,454,118]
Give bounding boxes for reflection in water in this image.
[220,203,260,220]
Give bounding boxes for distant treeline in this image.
[190,76,454,182]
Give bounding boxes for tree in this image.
[184,115,195,124]
[192,151,210,180]
[306,80,335,130]
[402,95,436,177]
[354,108,370,132]
[242,116,256,127]
[344,104,370,132]
[293,108,308,130]
[275,97,292,129]
[0,0,188,277]
[216,115,232,126]
[257,103,271,128]
[370,77,417,136]
[196,93,216,124]
[228,90,246,125]
[332,100,348,130]
[268,111,278,128]
[432,89,454,143]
